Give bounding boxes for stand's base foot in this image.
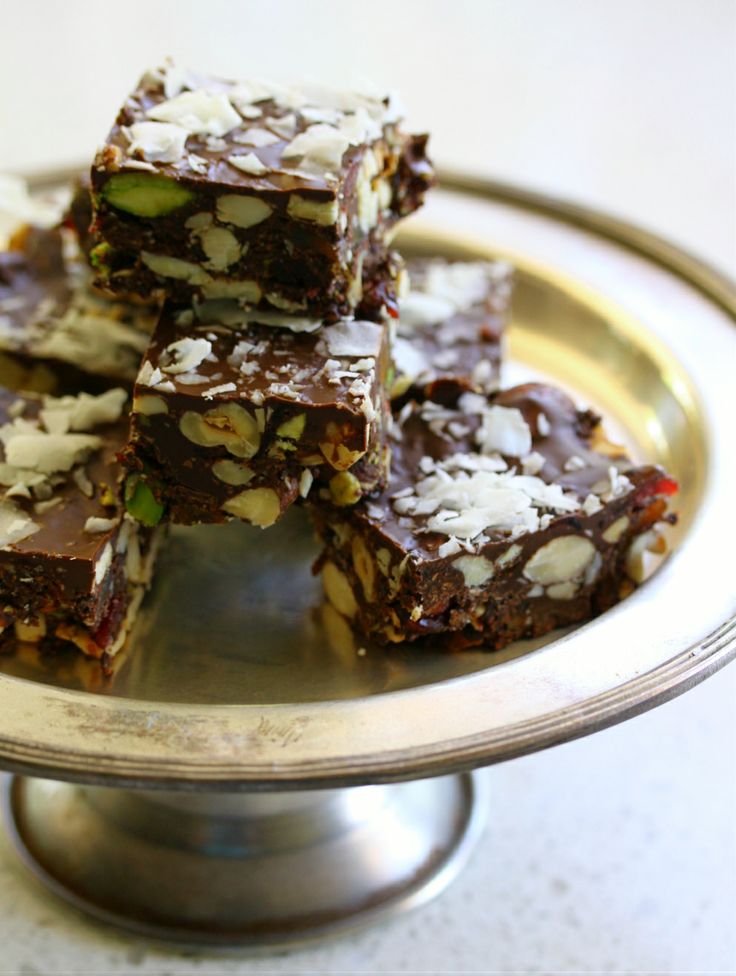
[3,772,487,949]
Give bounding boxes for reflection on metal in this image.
[3,771,487,948]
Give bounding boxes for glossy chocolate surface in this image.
[90,66,434,315]
[0,390,128,618]
[311,383,677,647]
[123,301,391,524]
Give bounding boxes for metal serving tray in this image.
[0,175,732,947]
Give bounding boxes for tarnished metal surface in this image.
[0,178,732,788]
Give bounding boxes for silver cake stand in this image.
[0,177,734,948]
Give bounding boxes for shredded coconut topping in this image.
[114,63,401,178]
[392,394,620,549]
[0,390,128,538]
[147,89,241,137]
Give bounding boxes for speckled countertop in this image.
[1,663,734,975]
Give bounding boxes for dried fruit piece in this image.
[102,173,195,217]
[88,241,113,277]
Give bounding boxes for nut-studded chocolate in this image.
[120,301,391,527]
[392,258,511,403]
[309,382,678,649]
[0,387,161,666]
[90,62,435,319]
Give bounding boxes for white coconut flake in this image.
[437,537,463,558]
[392,337,431,380]
[84,516,117,534]
[475,406,532,457]
[228,153,269,176]
[522,451,546,476]
[583,493,603,516]
[202,383,237,399]
[563,454,586,472]
[232,128,280,147]
[282,123,350,170]
[161,61,192,99]
[266,113,297,139]
[172,371,209,385]
[423,261,497,309]
[73,467,94,498]
[94,541,114,586]
[125,121,189,163]
[40,389,127,435]
[607,465,633,498]
[137,361,155,386]
[299,468,314,499]
[6,433,101,474]
[0,499,40,548]
[34,497,62,515]
[398,292,456,332]
[205,136,228,152]
[319,320,382,358]
[187,153,209,174]
[160,337,212,374]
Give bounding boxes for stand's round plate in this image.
[0,177,733,789]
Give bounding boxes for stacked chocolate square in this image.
[0,62,677,664]
[90,65,435,528]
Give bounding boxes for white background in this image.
[0,2,735,974]
[1,0,734,274]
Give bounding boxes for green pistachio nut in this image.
[88,242,113,278]
[125,476,164,526]
[102,173,195,218]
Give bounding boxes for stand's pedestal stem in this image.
[3,772,486,948]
